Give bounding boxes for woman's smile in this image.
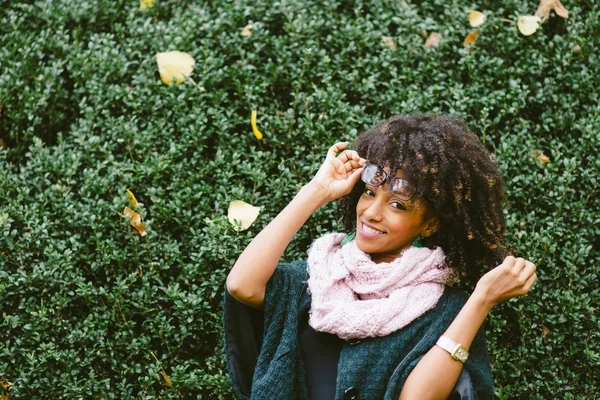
[359,221,386,237]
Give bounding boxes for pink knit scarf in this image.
[307,233,458,339]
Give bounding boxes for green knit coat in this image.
[224,260,494,400]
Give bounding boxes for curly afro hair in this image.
[338,114,507,277]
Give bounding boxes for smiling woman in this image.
[224,114,537,400]
[355,166,439,263]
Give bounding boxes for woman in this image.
[224,114,537,399]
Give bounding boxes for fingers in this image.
[502,255,537,294]
[327,142,366,163]
[511,256,526,273]
[346,167,364,188]
[326,142,349,160]
[524,272,537,291]
[343,155,365,173]
[337,149,365,164]
[521,261,537,291]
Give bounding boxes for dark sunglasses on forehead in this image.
[360,163,419,201]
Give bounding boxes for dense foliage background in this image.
[1,0,598,398]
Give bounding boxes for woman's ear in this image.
[422,216,440,237]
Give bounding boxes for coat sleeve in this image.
[384,288,494,400]
[223,260,309,400]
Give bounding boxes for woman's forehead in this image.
[378,164,406,179]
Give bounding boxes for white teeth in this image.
[363,223,384,235]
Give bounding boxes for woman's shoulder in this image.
[432,285,471,318]
[276,259,309,275]
[264,260,310,302]
[443,285,471,302]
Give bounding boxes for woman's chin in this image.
[355,236,378,254]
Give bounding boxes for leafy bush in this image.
[1,0,598,398]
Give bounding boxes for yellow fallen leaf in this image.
[241,24,253,37]
[538,153,550,165]
[518,16,541,36]
[160,371,173,387]
[122,207,147,236]
[228,200,260,231]
[156,51,195,85]
[251,110,263,140]
[140,0,156,10]
[464,30,478,47]
[542,325,550,337]
[424,32,440,48]
[535,0,568,21]
[381,36,396,49]
[127,189,139,208]
[532,149,550,166]
[0,377,12,392]
[468,10,486,27]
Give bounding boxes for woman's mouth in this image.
[360,222,386,238]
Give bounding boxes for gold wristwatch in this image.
[436,336,469,363]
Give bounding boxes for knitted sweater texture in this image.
[223,261,494,400]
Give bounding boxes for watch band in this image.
[436,336,469,363]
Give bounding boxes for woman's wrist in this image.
[303,180,335,206]
[470,286,497,313]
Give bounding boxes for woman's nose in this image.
[363,197,384,221]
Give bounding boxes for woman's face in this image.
[355,168,438,263]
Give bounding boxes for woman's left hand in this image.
[474,256,537,309]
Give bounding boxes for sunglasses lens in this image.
[361,164,386,186]
[391,178,416,200]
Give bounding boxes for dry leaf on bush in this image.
[424,32,440,48]
[542,325,551,337]
[156,51,195,85]
[121,207,147,236]
[517,16,541,36]
[535,0,568,20]
[140,0,156,9]
[228,200,260,231]
[381,36,396,49]
[0,377,12,392]
[251,110,263,140]
[533,150,550,166]
[464,30,478,47]
[468,11,486,27]
[160,371,173,387]
[241,24,253,37]
[126,189,139,208]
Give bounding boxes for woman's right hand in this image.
[310,142,366,202]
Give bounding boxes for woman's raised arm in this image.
[226,142,365,309]
[399,256,537,400]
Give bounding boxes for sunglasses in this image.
[360,163,419,201]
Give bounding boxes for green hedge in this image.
[1,0,599,398]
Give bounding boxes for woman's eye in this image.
[364,188,375,197]
[391,202,406,210]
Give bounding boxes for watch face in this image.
[454,347,468,362]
